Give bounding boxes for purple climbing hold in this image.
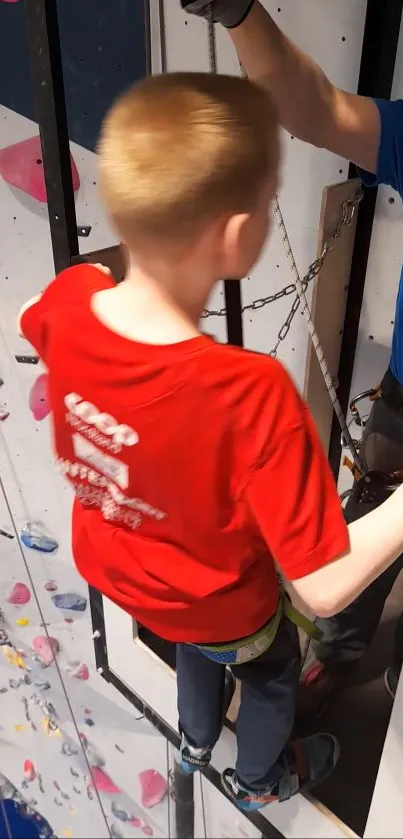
[51,592,87,612]
[29,374,50,421]
[139,770,168,809]
[20,523,58,553]
[111,803,131,823]
[6,582,31,605]
[0,136,80,203]
[32,636,59,667]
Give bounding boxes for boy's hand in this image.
[181,0,255,29]
[91,263,112,276]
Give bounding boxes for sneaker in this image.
[221,733,340,812]
[384,667,399,699]
[180,669,236,774]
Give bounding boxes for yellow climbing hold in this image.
[42,716,61,737]
[16,618,29,627]
[62,829,72,837]
[3,647,25,668]
[14,724,24,732]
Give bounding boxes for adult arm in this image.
[183,0,381,173]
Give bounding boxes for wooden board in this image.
[73,243,127,282]
[303,179,360,453]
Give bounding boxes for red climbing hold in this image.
[1,1,20,4]
[139,770,168,809]
[29,374,50,421]
[90,767,121,794]
[23,760,36,781]
[0,136,80,203]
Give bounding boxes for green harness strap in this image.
[283,596,322,642]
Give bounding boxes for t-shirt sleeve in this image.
[18,293,48,359]
[357,99,403,193]
[18,264,113,363]
[244,370,349,581]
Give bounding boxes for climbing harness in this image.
[195,593,321,665]
[206,6,364,473]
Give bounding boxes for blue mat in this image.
[0,799,54,838]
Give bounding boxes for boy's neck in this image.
[123,250,217,325]
[92,250,218,346]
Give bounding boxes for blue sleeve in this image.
[357,99,403,195]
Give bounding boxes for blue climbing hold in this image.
[51,592,87,612]
[20,523,58,553]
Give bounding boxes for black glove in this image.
[181,0,255,29]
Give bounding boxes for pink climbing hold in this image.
[29,374,50,421]
[6,582,31,605]
[0,136,80,203]
[130,818,142,828]
[1,1,20,4]
[139,770,168,809]
[90,767,121,795]
[32,636,59,666]
[142,827,154,837]
[44,580,57,592]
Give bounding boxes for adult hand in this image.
[181,0,255,29]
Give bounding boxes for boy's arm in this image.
[17,263,111,352]
[293,484,403,618]
[182,0,380,173]
[243,370,403,619]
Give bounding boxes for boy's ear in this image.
[222,212,251,267]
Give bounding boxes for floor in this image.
[308,576,402,837]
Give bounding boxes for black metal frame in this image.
[24,0,79,274]
[328,0,403,478]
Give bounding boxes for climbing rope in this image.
[206,5,364,473]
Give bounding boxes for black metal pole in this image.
[24,0,79,273]
[224,280,244,346]
[174,761,195,839]
[328,0,403,478]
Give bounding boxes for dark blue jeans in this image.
[177,617,301,791]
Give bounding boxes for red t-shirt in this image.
[20,264,349,642]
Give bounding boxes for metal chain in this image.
[201,190,361,358]
[207,8,364,471]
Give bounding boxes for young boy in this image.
[18,73,403,812]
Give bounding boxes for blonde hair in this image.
[98,72,278,252]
